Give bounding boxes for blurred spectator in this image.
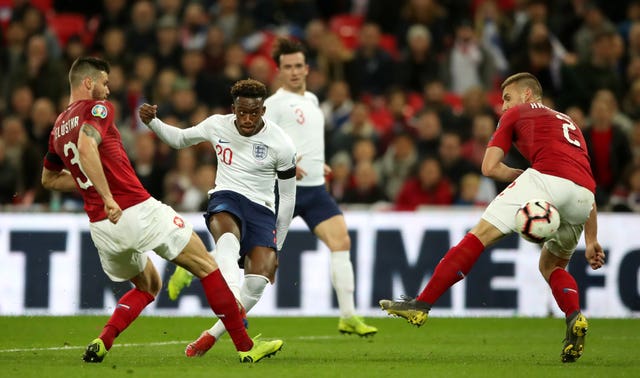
[99,27,133,70]
[180,48,217,106]
[565,105,588,130]
[209,0,254,44]
[394,156,454,210]
[474,0,510,78]
[608,164,640,212]
[181,163,216,212]
[343,160,389,205]
[421,79,457,126]
[211,43,248,110]
[161,78,200,124]
[442,19,496,96]
[28,97,56,153]
[617,1,640,43]
[151,68,179,109]
[395,0,449,54]
[203,25,227,74]
[0,21,27,93]
[246,55,276,88]
[93,0,129,52]
[126,0,157,55]
[461,112,495,169]
[351,137,378,167]
[413,108,442,158]
[20,5,61,59]
[629,120,640,164]
[133,54,158,99]
[376,87,416,149]
[593,89,634,135]
[394,24,441,93]
[583,96,633,206]
[0,138,19,204]
[157,0,184,19]
[320,80,354,133]
[451,86,495,141]
[303,18,327,67]
[378,132,418,201]
[366,0,407,35]
[329,102,379,160]
[7,85,34,125]
[132,132,168,200]
[7,35,66,105]
[163,146,199,211]
[622,78,640,120]
[61,35,87,72]
[180,2,209,50]
[154,15,183,71]
[573,2,616,63]
[315,31,354,83]
[251,0,319,31]
[1,116,42,205]
[347,22,395,97]
[327,151,353,203]
[438,131,480,198]
[454,172,495,207]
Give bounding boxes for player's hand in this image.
[103,197,122,224]
[138,103,158,125]
[585,241,605,270]
[295,155,306,180]
[323,163,332,176]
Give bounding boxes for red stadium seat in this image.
[329,13,363,50]
[47,12,86,47]
[30,0,53,14]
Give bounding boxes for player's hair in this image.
[501,72,543,100]
[230,79,268,101]
[271,37,306,66]
[69,57,110,87]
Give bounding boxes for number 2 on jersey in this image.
[555,113,581,147]
[63,141,93,189]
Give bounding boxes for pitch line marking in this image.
[0,335,340,353]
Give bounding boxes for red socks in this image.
[549,268,581,318]
[417,233,485,306]
[100,288,155,350]
[200,269,253,352]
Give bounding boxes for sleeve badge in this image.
[91,104,108,119]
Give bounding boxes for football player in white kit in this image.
[139,79,297,357]
[264,38,378,337]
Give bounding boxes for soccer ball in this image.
[514,199,560,243]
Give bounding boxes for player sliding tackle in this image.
[379,72,606,363]
[139,78,298,357]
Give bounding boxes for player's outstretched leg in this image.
[379,296,430,327]
[561,312,588,363]
[238,335,284,363]
[167,266,194,300]
[82,338,107,363]
[338,316,378,337]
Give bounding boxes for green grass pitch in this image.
[0,316,638,377]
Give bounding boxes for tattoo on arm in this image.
[80,124,102,144]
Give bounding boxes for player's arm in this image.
[41,166,77,192]
[275,165,297,251]
[481,146,523,182]
[584,203,605,270]
[139,103,207,149]
[77,124,122,223]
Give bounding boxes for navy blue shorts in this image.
[294,185,343,231]
[205,191,277,265]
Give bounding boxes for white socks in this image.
[206,274,269,338]
[330,250,356,318]
[212,233,242,300]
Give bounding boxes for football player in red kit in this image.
[380,72,606,363]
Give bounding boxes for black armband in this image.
[277,166,296,180]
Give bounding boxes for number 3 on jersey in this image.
[63,141,93,189]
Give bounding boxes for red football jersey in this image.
[489,102,596,193]
[44,100,150,221]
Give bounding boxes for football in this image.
[514,199,560,243]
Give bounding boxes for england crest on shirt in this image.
[253,143,268,161]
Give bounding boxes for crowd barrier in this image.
[1,210,638,318]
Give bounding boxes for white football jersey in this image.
[264,88,325,186]
[148,114,296,212]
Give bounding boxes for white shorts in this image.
[481,169,594,259]
[89,197,193,281]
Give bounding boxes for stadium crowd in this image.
[1,0,640,213]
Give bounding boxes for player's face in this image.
[501,83,528,112]
[90,71,110,100]
[277,52,308,93]
[232,97,265,137]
